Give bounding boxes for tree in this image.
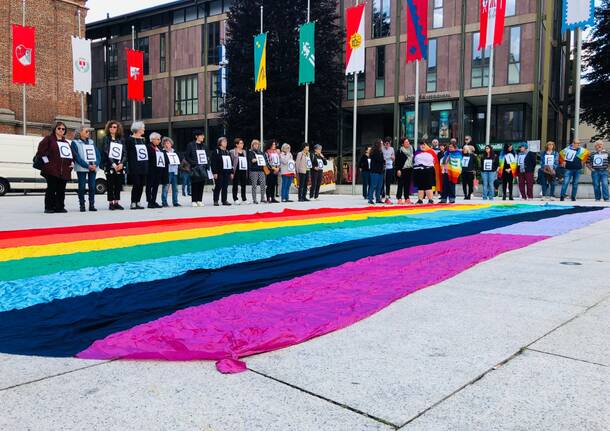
[582,0,610,139]
[225,0,344,149]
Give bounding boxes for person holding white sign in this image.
[279,143,296,202]
[461,145,477,200]
[185,130,209,207]
[160,137,181,207]
[71,125,101,212]
[310,144,328,200]
[498,143,517,201]
[126,121,149,209]
[145,132,164,209]
[230,138,249,205]
[539,141,559,201]
[480,145,498,201]
[295,143,311,202]
[560,139,590,202]
[210,137,234,206]
[35,122,74,213]
[265,141,281,203]
[248,139,267,204]
[102,121,127,210]
[586,140,609,202]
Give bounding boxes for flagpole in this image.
[352,71,358,195]
[485,46,494,146]
[77,9,85,126]
[304,0,310,144]
[414,59,420,147]
[22,0,26,135]
[260,6,264,145]
[131,25,136,121]
[574,28,582,140]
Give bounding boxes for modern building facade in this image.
[1,0,88,136]
[86,0,575,159]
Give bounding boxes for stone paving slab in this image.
[530,298,610,367]
[0,361,392,431]
[403,350,610,431]
[247,282,584,427]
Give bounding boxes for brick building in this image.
[85,0,574,157]
[0,0,87,136]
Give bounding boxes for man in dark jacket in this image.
[516,143,537,200]
[185,130,209,207]
[210,137,234,206]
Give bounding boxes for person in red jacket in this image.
[35,122,74,213]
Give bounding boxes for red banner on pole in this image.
[479,0,506,49]
[405,0,429,63]
[12,24,36,86]
[126,49,144,102]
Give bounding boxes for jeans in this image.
[440,174,456,202]
[481,171,495,200]
[281,175,293,201]
[361,170,371,199]
[591,170,609,200]
[518,172,535,200]
[368,172,383,203]
[162,172,179,206]
[540,173,556,197]
[180,172,191,196]
[560,169,581,199]
[77,171,96,206]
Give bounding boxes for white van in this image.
[0,133,107,196]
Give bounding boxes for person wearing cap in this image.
[395,137,413,204]
[126,121,148,210]
[185,130,209,207]
[587,140,609,202]
[310,144,327,200]
[516,143,537,200]
[211,137,233,206]
[295,143,311,202]
[71,125,101,212]
[230,138,249,205]
[248,139,267,204]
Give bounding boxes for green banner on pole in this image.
[298,22,315,85]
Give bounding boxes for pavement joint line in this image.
[524,348,608,368]
[0,360,115,393]
[398,294,610,429]
[247,367,400,430]
[454,285,595,309]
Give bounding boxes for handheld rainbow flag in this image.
[254,32,267,92]
[443,150,463,184]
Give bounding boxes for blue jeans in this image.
[540,173,556,197]
[481,171,495,200]
[77,171,96,205]
[180,172,191,196]
[361,171,371,199]
[162,172,179,205]
[368,173,383,203]
[560,169,581,199]
[591,170,609,200]
[281,175,292,201]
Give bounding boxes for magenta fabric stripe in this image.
[78,233,547,372]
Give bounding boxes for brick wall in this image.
[0,0,87,137]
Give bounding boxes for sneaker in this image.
[162,203,169,208]
[428,199,434,204]
[44,209,55,214]
[233,201,240,206]
[405,199,412,204]
[80,205,86,212]
[56,208,68,213]
[560,197,565,202]
[173,203,181,207]
[397,199,405,205]
[438,200,447,204]
[115,204,124,210]
[303,198,310,202]
[416,200,424,204]
[449,200,456,204]
[368,201,375,205]
[550,197,556,201]
[109,203,116,211]
[89,205,97,212]
[192,202,199,207]
[222,202,232,206]
[197,202,204,207]
[214,202,220,207]
[384,198,392,205]
[571,197,576,202]
[253,201,259,205]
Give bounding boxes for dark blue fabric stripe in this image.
[0,206,600,358]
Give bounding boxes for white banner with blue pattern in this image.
[562,0,595,33]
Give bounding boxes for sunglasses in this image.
[110,125,118,129]
[57,127,66,131]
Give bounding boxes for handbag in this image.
[32,155,44,171]
[191,165,207,182]
[543,165,556,177]
[263,166,271,175]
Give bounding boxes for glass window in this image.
[209,0,222,16]
[137,37,149,75]
[433,0,443,29]
[185,6,198,21]
[347,72,365,100]
[211,71,224,113]
[120,84,131,121]
[375,46,385,97]
[372,0,391,39]
[427,39,437,92]
[174,75,199,116]
[142,81,153,119]
[203,21,221,65]
[223,0,233,12]
[508,26,521,84]
[160,33,167,73]
[497,104,525,140]
[471,32,491,88]
[107,43,118,80]
[172,9,185,24]
[506,0,516,17]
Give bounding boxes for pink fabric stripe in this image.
[78,234,547,370]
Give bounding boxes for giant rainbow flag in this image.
[0,204,608,373]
